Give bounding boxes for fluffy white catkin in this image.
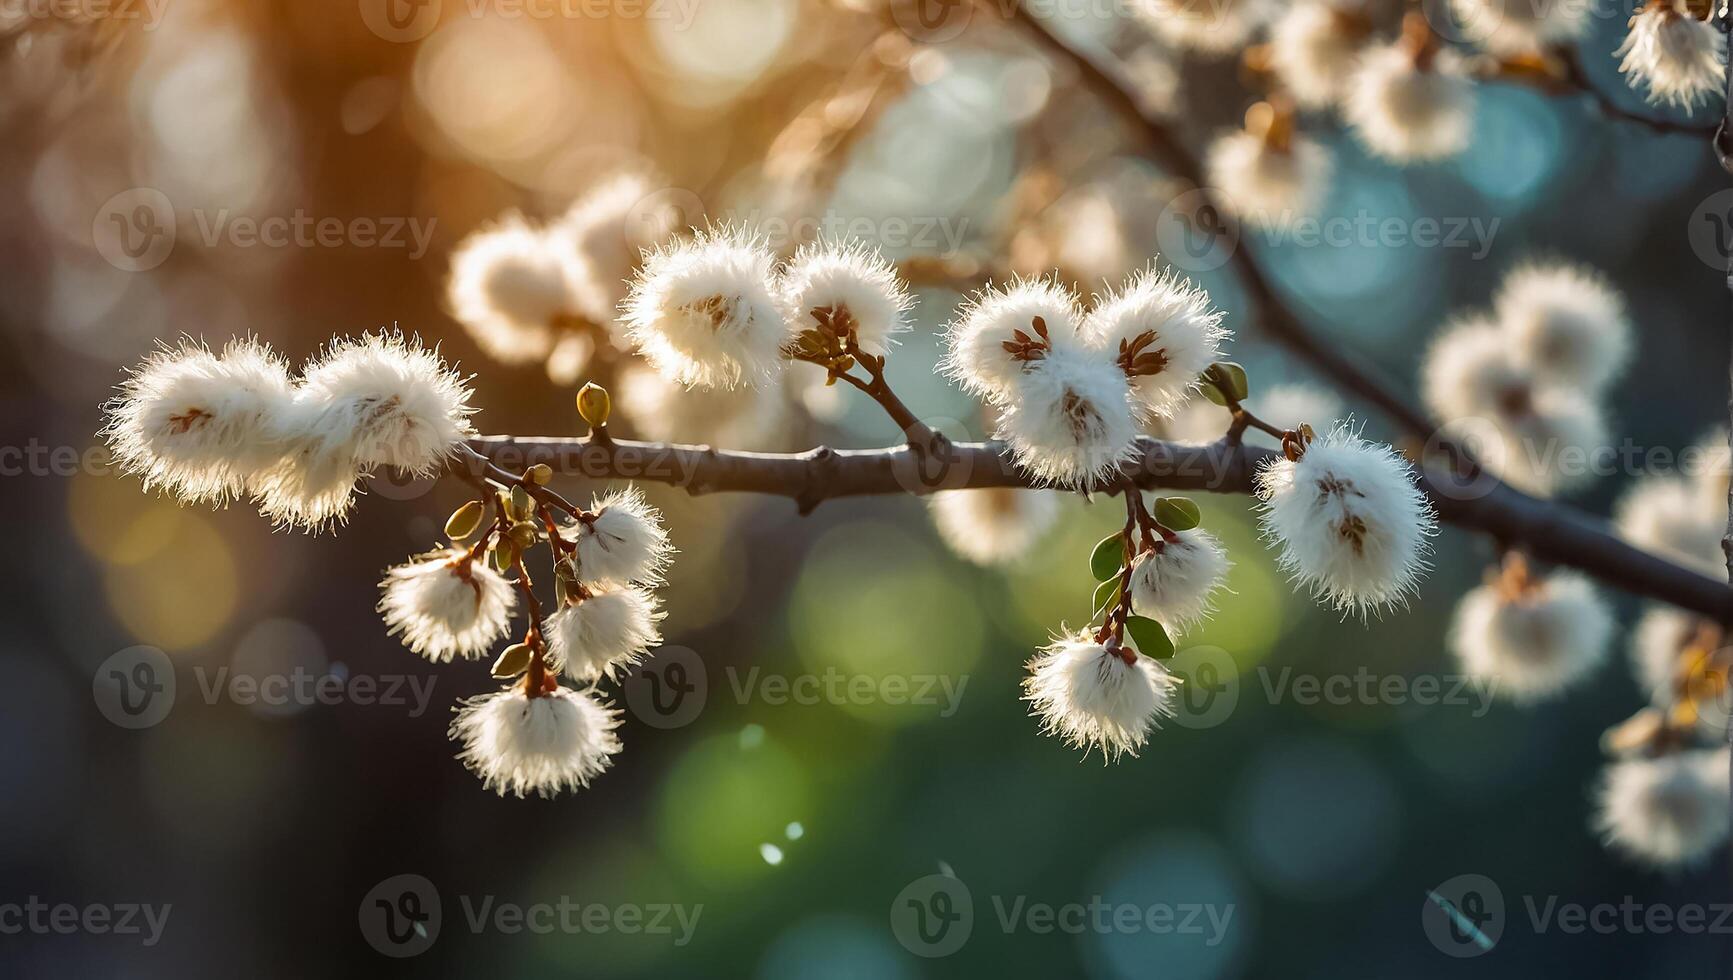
[1449,569,1612,701]
[1596,748,1731,867]
[543,585,664,681]
[1617,2,1726,109]
[779,240,914,357]
[1083,268,1227,418]
[378,550,517,662]
[928,488,1062,566]
[1268,1,1369,109]
[622,227,794,389]
[103,337,297,506]
[560,486,675,586]
[1256,423,1437,616]
[450,687,623,798]
[1345,43,1474,163]
[1129,528,1232,636]
[1204,130,1333,228]
[942,277,1088,403]
[446,214,603,365]
[1023,632,1179,761]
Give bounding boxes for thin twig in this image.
[455,433,1733,625]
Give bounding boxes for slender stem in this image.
[457,432,1733,625]
[513,554,550,699]
[455,443,582,516]
[998,5,1453,449]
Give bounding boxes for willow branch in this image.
[999,6,1445,444]
[458,434,1733,625]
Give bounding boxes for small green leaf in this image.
[444,500,485,540]
[1153,496,1201,532]
[509,485,533,520]
[492,540,518,573]
[1090,533,1126,582]
[1219,361,1248,400]
[1199,371,1230,406]
[491,643,532,678]
[1124,616,1174,660]
[1092,577,1122,618]
[1201,362,1249,404]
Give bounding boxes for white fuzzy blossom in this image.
[1204,129,1333,228]
[1451,0,1589,54]
[1617,1,1726,109]
[1615,474,1728,576]
[622,227,794,389]
[554,170,682,309]
[1023,632,1180,760]
[447,214,606,366]
[1449,567,1612,701]
[994,344,1141,485]
[1129,528,1232,636]
[254,334,476,529]
[560,487,674,585]
[944,277,1148,487]
[451,687,622,798]
[544,585,664,681]
[1630,605,1702,706]
[107,333,474,532]
[1596,748,1731,866]
[103,337,297,505]
[1256,423,1436,615]
[780,240,914,356]
[1084,269,1228,417]
[1422,318,1606,497]
[1269,1,1371,109]
[378,550,516,662]
[928,488,1063,566]
[1345,42,1475,163]
[1135,0,1275,55]
[943,277,1088,402]
[1495,262,1631,391]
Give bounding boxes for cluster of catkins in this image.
[1600,429,1733,866]
[1403,255,1728,869]
[1152,0,1723,231]
[597,221,1437,761]
[384,485,673,798]
[102,329,678,798]
[102,333,475,530]
[1422,260,1630,498]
